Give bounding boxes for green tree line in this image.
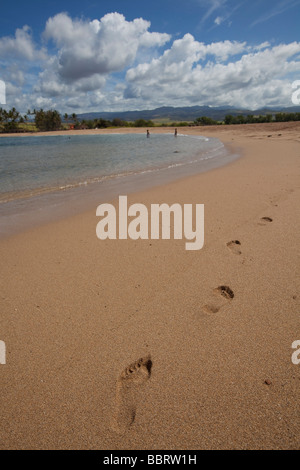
[1,107,300,133]
[223,112,300,125]
[0,108,158,132]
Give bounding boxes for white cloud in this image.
[1,11,300,113]
[205,40,247,61]
[124,38,300,109]
[214,16,224,25]
[126,35,248,83]
[205,1,245,30]
[0,26,46,61]
[198,0,228,25]
[29,11,171,109]
[43,12,170,81]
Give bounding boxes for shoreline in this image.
[0,131,239,239]
[0,123,299,449]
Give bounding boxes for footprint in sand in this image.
[203,285,234,314]
[214,285,234,300]
[258,217,273,226]
[227,240,242,255]
[111,355,152,435]
[203,304,220,314]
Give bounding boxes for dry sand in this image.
[0,123,299,449]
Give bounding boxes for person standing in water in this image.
[174,128,177,137]
[147,130,150,137]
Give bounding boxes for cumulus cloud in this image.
[43,12,170,81]
[30,11,171,108]
[0,26,46,61]
[34,56,107,98]
[1,11,300,113]
[125,37,300,109]
[126,35,248,83]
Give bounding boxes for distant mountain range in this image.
[77,105,300,122]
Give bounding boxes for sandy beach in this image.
[0,122,299,450]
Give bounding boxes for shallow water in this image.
[0,132,239,237]
[0,133,223,202]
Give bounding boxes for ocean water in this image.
[0,132,238,236]
[0,133,225,202]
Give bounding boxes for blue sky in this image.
[0,0,299,113]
